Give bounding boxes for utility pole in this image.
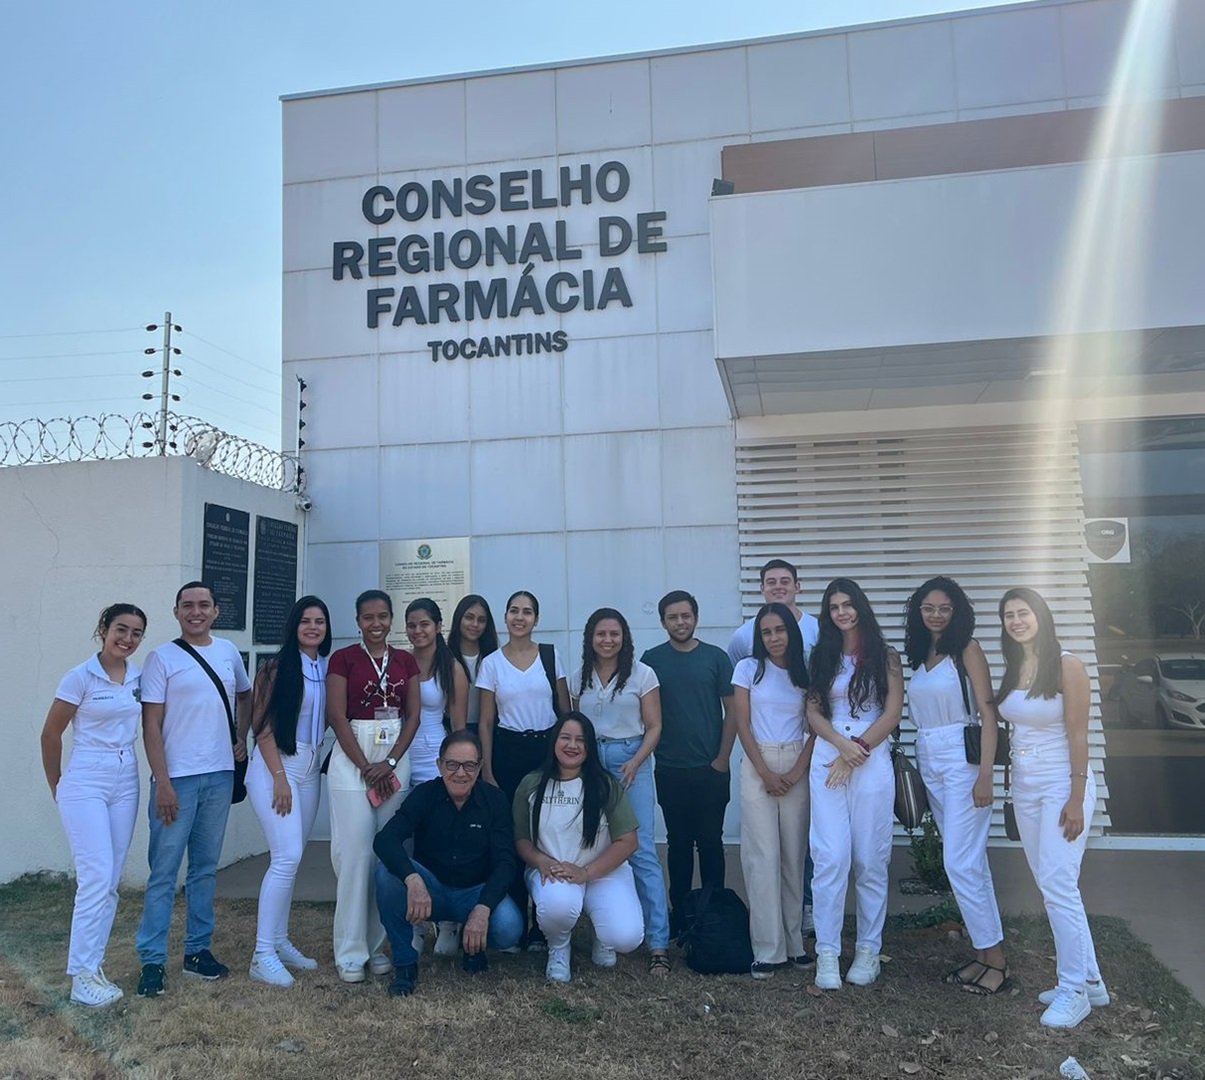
[141,313,181,454]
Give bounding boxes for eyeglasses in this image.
[442,759,481,773]
[920,605,954,617]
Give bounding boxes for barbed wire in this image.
[0,413,305,493]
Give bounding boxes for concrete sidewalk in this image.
[217,842,1205,1003]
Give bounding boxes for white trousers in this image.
[327,719,409,969]
[739,740,808,964]
[248,742,322,956]
[1012,738,1101,992]
[526,862,644,953]
[916,724,1003,950]
[56,747,140,975]
[809,727,894,955]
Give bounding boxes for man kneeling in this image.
[373,731,522,996]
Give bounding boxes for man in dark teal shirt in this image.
[640,590,735,936]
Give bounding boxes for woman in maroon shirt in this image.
[325,589,420,983]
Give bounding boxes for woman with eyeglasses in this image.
[325,589,421,983]
[571,607,670,977]
[447,594,499,738]
[995,588,1104,1029]
[904,577,1006,995]
[807,578,903,992]
[245,596,332,987]
[513,712,643,983]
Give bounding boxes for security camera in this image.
[295,496,314,512]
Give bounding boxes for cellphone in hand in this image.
[366,770,402,807]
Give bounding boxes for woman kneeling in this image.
[514,712,644,982]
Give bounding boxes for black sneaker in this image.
[183,949,229,980]
[790,953,816,967]
[388,963,418,997]
[137,962,166,997]
[525,926,547,953]
[461,951,488,975]
[750,961,777,980]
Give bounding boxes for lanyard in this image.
[360,643,394,704]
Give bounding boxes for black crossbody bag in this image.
[173,639,248,804]
[955,651,1010,766]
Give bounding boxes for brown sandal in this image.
[961,963,1010,996]
[649,952,672,978]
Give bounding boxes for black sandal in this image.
[649,952,672,978]
[961,963,1010,996]
[944,961,985,986]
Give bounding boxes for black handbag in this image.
[891,734,928,831]
[1002,756,1020,841]
[173,639,249,804]
[963,723,1010,766]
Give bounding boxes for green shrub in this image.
[908,811,952,893]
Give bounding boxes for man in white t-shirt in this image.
[135,581,252,998]
[727,560,820,666]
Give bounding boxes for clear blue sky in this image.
[1,0,1037,447]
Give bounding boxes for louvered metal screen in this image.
[735,424,1109,836]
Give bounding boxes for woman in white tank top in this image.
[995,587,1105,1030]
[904,577,1006,994]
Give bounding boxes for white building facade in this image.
[283,0,1205,844]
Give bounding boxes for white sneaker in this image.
[846,944,881,986]
[591,938,617,968]
[802,905,815,934]
[1039,980,1110,1008]
[337,963,366,983]
[250,952,295,988]
[434,922,460,958]
[96,966,120,991]
[71,971,123,1008]
[368,952,394,976]
[545,946,572,983]
[814,949,842,991]
[276,940,318,971]
[1040,987,1092,1029]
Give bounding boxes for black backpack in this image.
[677,884,754,974]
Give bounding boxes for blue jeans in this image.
[136,771,233,965]
[598,737,670,950]
[374,859,523,966]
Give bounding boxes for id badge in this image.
[374,706,398,744]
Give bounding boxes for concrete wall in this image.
[1,456,302,885]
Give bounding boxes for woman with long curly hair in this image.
[245,595,332,987]
[570,608,669,976]
[806,578,903,991]
[995,587,1104,1029]
[904,576,1007,994]
[513,712,643,984]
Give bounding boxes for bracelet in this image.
[1071,771,1088,779]
[851,736,871,753]
[272,770,286,778]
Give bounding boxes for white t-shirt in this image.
[727,611,820,666]
[140,638,252,779]
[570,660,659,740]
[55,654,142,751]
[732,657,807,743]
[476,647,565,733]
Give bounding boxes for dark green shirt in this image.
[640,640,734,769]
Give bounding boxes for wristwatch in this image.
[386,756,398,770]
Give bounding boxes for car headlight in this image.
[1167,689,1196,703]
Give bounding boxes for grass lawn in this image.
[0,875,1201,1080]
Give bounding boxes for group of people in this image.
[40,560,1105,1030]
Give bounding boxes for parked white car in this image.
[1112,654,1205,731]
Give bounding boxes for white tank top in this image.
[996,653,1073,746]
[410,677,448,783]
[829,654,885,727]
[908,656,973,730]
